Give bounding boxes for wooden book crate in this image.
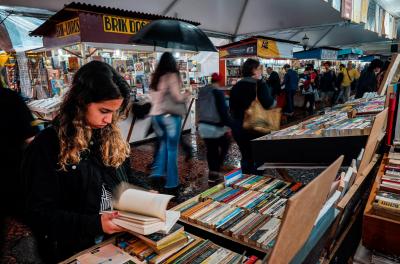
[362,154,400,255]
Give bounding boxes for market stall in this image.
[29,2,202,143]
[293,47,341,70]
[218,36,298,87]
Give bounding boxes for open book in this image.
[102,188,180,235]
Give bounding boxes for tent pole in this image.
[162,0,181,15]
[234,0,249,36]
[311,25,336,49]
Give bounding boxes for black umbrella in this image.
[130,19,217,52]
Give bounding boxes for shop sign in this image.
[257,39,280,58]
[56,18,80,38]
[103,15,150,35]
[321,49,338,60]
[219,42,257,58]
[257,39,293,59]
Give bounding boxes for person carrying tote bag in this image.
[230,58,275,174]
[243,82,282,134]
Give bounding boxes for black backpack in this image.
[197,85,221,124]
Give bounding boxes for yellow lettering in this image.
[104,16,112,31]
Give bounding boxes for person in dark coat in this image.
[282,64,299,115]
[230,58,274,174]
[0,83,38,257]
[355,59,384,98]
[21,61,147,262]
[319,62,337,107]
[266,67,281,98]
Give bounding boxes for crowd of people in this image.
[263,58,386,118]
[0,52,389,262]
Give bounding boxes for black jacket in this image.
[0,88,38,215]
[320,70,337,92]
[229,77,274,123]
[21,126,145,262]
[267,71,281,97]
[355,69,378,98]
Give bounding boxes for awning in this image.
[0,6,49,52]
[4,0,398,46]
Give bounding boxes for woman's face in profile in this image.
[86,99,124,129]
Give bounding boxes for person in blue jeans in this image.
[151,114,182,188]
[149,52,190,195]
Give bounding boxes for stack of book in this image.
[373,151,400,219]
[116,233,255,264]
[262,96,384,140]
[73,230,255,264]
[173,172,303,252]
[323,116,373,137]
[27,97,62,114]
[354,96,385,115]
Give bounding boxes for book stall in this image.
[217,36,297,88]
[293,47,341,72]
[169,104,387,263]
[55,98,388,263]
[252,95,386,166]
[29,2,201,143]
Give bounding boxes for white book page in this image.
[114,189,173,220]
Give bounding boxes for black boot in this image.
[149,177,166,192]
[163,185,182,197]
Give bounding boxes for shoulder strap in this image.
[255,81,259,101]
[345,69,352,81]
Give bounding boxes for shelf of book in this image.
[363,154,400,256]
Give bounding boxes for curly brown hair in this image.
[57,61,131,171]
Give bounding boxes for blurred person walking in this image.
[149,52,190,195]
[197,73,232,183]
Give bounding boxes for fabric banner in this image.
[360,0,369,23]
[352,0,362,23]
[341,0,353,20]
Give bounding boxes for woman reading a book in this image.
[21,61,146,262]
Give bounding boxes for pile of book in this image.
[27,97,62,114]
[373,151,400,219]
[74,229,257,264]
[262,96,384,140]
[173,171,303,252]
[323,116,373,137]
[354,96,386,115]
[115,232,258,264]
